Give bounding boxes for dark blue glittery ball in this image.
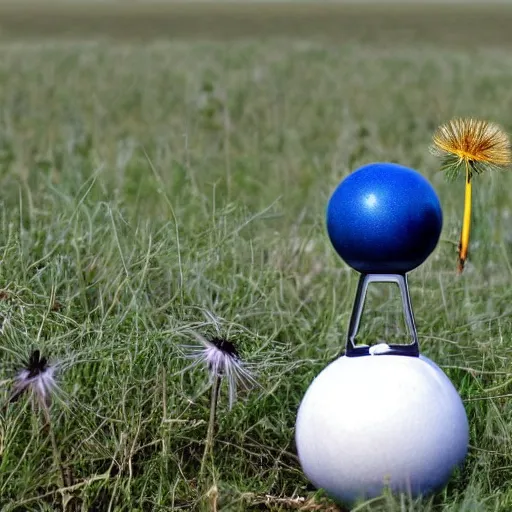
[326,162,443,274]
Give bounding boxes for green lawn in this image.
[1,3,512,511]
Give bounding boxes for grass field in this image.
[1,2,512,45]
[2,2,512,511]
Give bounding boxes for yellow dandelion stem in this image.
[458,160,472,274]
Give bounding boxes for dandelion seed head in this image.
[206,337,240,375]
[183,333,258,410]
[430,118,512,179]
[10,349,58,408]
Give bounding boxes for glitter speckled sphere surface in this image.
[327,163,443,274]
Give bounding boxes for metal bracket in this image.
[344,273,419,358]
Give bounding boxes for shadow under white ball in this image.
[295,349,469,505]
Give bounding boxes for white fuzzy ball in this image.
[295,352,469,505]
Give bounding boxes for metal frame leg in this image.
[344,273,419,358]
